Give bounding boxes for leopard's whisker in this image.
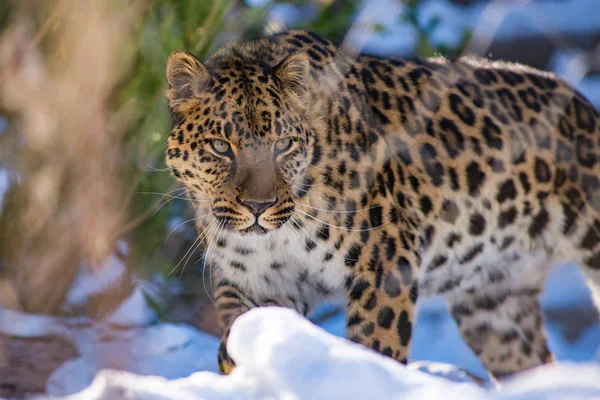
[137,186,211,204]
[206,221,225,304]
[136,186,188,197]
[294,181,339,199]
[193,220,219,301]
[136,191,189,201]
[295,195,327,208]
[295,202,380,215]
[306,174,330,188]
[307,163,329,173]
[295,169,338,195]
[144,165,175,172]
[295,208,392,232]
[168,219,215,276]
[180,219,220,279]
[145,187,198,222]
[148,196,180,220]
[165,211,214,244]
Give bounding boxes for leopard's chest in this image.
[210,226,348,313]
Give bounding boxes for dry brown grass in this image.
[0,0,141,315]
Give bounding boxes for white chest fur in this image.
[209,225,349,314]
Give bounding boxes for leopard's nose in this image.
[237,196,277,216]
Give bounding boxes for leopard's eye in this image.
[211,139,230,154]
[275,137,292,152]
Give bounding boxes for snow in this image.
[62,242,157,327]
[540,265,600,362]
[48,321,219,396]
[64,243,129,314]
[104,285,158,327]
[0,262,596,398]
[64,307,600,400]
[490,364,600,400]
[0,285,219,397]
[0,260,595,398]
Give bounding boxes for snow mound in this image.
[67,307,600,400]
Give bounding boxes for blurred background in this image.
[0,0,599,397]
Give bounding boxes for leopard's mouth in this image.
[238,222,269,235]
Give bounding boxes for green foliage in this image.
[297,0,361,44]
[401,0,470,57]
[0,2,11,30]
[238,0,361,43]
[119,0,234,270]
[238,0,469,57]
[142,286,170,321]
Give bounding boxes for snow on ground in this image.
[47,316,219,396]
[64,307,600,400]
[0,260,596,397]
[0,285,219,397]
[63,242,130,316]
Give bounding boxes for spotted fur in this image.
[165,30,600,378]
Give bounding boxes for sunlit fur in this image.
[165,48,317,235]
[166,30,600,379]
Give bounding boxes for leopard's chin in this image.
[238,223,269,235]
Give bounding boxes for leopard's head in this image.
[165,48,314,236]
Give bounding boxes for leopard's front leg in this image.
[212,268,300,374]
[344,229,420,364]
[213,274,255,375]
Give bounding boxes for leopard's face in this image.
[165,50,313,236]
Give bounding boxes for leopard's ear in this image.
[274,52,310,98]
[166,50,209,107]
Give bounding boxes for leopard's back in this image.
[359,53,600,291]
[350,49,600,374]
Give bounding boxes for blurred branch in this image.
[0,0,140,314]
[32,3,60,44]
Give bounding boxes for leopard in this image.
[164,29,600,380]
